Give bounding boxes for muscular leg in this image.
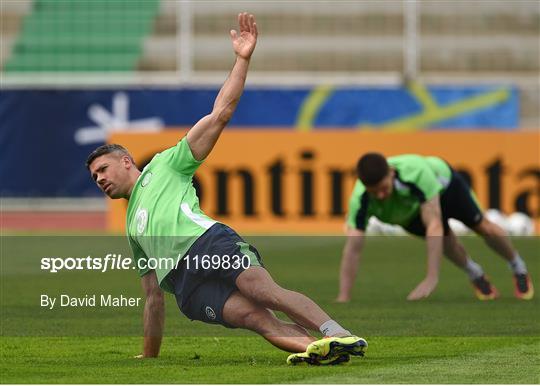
[222,290,316,353]
[473,218,517,262]
[443,229,470,268]
[235,267,334,333]
[443,229,485,280]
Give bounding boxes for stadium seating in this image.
[0,0,31,69]
[5,1,537,74]
[143,1,539,73]
[4,0,159,72]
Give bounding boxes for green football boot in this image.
[286,351,350,366]
[306,336,368,360]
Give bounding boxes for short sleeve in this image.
[128,236,151,277]
[157,137,203,175]
[406,163,442,202]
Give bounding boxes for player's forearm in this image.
[338,240,363,299]
[212,57,250,125]
[142,293,165,357]
[186,57,250,161]
[420,196,444,280]
[339,251,359,297]
[143,335,162,358]
[425,221,444,279]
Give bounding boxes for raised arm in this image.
[187,12,258,161]
[407,195,444,300]
[138,271,165,358]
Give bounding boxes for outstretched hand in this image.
[230,12,258,60]
[407,276,438,300]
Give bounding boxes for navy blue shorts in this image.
[405,170,483,237]
[170,223,263,328]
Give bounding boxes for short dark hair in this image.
[85,144,134,170]
[356,152,389,186]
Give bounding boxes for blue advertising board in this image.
[0,85,518,197]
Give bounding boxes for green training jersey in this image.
[347,155,452,231]
[126,138,217,293]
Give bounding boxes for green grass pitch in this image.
[1,235,539,383]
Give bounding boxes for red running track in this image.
[1,211,106,231]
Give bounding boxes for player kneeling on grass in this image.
[337,153,534,302]
[86,13,365,366]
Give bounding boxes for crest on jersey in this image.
[141,172,153,187]
[135,208,148,235]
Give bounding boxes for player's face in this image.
[366,171,394,200]
[89,154,132,199]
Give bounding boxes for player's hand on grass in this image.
[134,354,157,359]
[407,276,439,300]
[335,295,351,303]
[230,12,258,60]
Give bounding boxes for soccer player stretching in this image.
[86,13,366,365]
[337,152,534,302]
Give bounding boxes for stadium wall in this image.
[108,131,539,234]
[0,86,519,197]
[1,87,535,233]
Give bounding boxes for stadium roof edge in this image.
[1,71,538,89]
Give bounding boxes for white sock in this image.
[509,253,528,275]
[319,320,351,337]
[464,257,484,280]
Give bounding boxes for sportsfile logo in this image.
[40,254,182,273]
[40,254,252,273]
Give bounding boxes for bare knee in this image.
[473,218,490,235]
[236,267,284,308]
[474,218,505,237]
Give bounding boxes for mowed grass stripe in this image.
[298,337,540,384]
[1,236,538,383]
[1,336,539,384]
